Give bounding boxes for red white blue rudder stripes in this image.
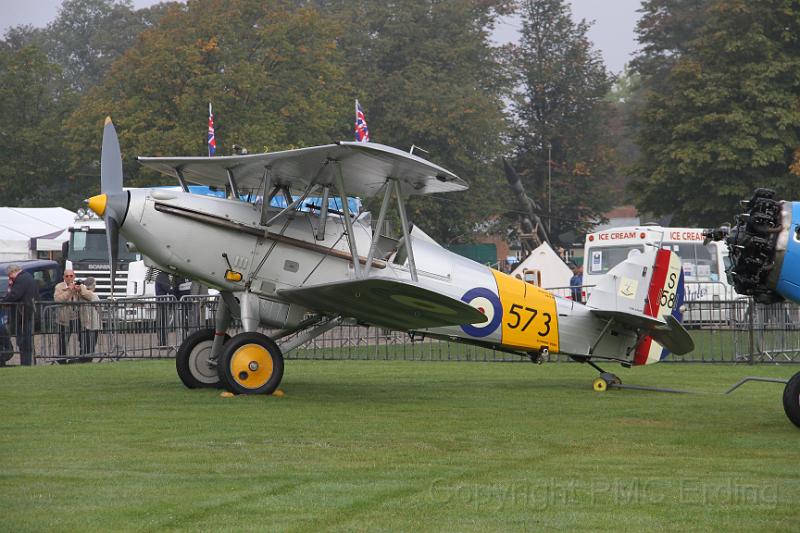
[633,249,685,366]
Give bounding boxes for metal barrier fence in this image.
[0,295,798,365]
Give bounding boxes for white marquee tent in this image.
[0,207,76,261]
[510,242,574,297]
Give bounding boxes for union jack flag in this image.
[208,103,216,156]
[354,99,369,142]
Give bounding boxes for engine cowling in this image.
[706,188,800,304]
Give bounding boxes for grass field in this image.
[1,360,798,532]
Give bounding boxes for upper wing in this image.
[277,277,487,330]
[137,142,467,197]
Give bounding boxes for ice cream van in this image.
[583,226,740,322]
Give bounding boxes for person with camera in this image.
[78,277,101,359]
[54,269,83,359]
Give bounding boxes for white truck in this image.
[66,210,154,299]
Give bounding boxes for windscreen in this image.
[586,245,645,275]
[663,242,720,281]
[69,230,137,262]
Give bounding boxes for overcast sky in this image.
[1,0,641,73]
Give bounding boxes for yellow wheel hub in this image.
[230,343,274,389]
[592,377,608,392]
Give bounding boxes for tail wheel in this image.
[592,377,608,392]
[218,332,284,395]
[592,372,620,392]
[782,371,800,429]
[176,329,229,389]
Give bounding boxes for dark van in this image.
[0,260,62,301]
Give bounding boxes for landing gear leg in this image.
[528,348,547,364]
[175,294,232,389]
[210,295,232,365]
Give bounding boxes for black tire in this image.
[176,329,229,389]
[782,371,800,429]
[217,332,284,395]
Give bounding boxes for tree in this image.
[603,68,643,201]
[0,45,76,206]
[46,0,176,93]
[630,0,711,85]
[1,25,48,52]
[0,0,175,207]
[630,0,800,225]
[64,0,352,196]
[510,0,615,243]
[318,0,515,242]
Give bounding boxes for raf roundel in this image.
[459,287,502,338]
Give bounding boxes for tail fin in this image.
[586,248,692,364]
[634,248,688,364]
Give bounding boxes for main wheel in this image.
[176,329,229,389]
[782,371,800,429]
[218,332,284,395]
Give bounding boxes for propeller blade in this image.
[105,215,119,299]
[99,116,126,299]
[101,116,123,194]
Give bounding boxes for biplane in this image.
[87,118,694,395]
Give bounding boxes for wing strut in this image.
[226,169,241,199]
[175,168,190,193]
[259,167,272,226]
[334,161,362,278]
[265,182,315,227]
[280,186,294,207]
[394,179,418,282]
[363,181,393,277]
[315,185,331,240]
[266,185,280,206]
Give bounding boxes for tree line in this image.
[1,0,798,244]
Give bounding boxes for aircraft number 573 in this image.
[507,303,552,336]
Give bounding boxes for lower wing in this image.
[277,278,487,330]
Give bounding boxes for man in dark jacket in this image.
[569,264,584,304]
[2,265,37,365]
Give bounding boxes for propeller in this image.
[86,117,129,299]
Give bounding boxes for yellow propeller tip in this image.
[104,116,113,126]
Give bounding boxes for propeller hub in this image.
[87,194,108,217]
